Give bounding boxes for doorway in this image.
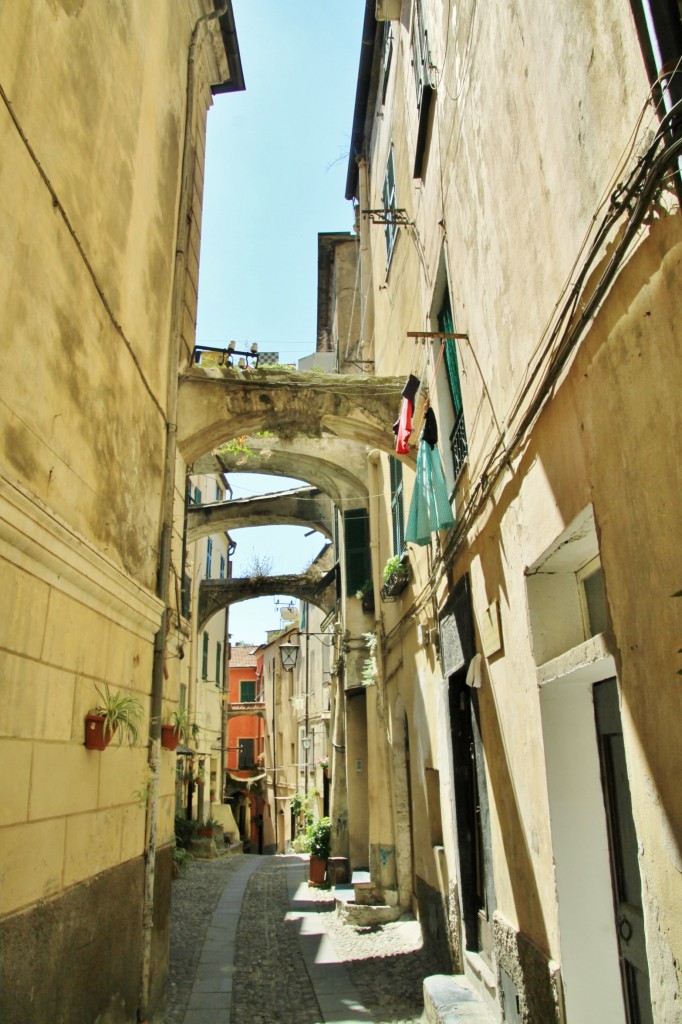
[594,679,653,1024]
[448,668,494,960]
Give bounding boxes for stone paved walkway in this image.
[161,853,441,1024]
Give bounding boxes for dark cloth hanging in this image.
[401,373,421,404]
[422,406,439,449]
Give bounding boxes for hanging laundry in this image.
[393,374,420,455]
[405,407,455,545]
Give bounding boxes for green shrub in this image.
[174,815,198,849]
[304,817,331,860]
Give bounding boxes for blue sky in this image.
[195,1,366,644]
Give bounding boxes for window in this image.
[411,0,432,112]
[193,486,201,505]
[344,508,371,596]
[390,457,405,554]
[238,737,255,770]
[381,23,393,105]
[240,680,257,703]
[201,632,209,680]
[206,537,213,578]
[219,554,226,579]
[215,481,222,501]
[382,148,398,266]
[411,0,436,177]
[438,290,468,483]
[578,557,608,638]
[215,642,222,688]
[180,684,187,710]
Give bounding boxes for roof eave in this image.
[345,0,380,201]
[212,1,246,95]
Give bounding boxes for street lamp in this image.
[279,641,300,671]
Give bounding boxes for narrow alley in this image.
[164,855,444,1024]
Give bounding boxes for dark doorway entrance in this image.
[594,679,653,1024]
[448,668,494,958]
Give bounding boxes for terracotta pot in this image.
[161,724,180,751]
[309,855,327,885]
[84,714,114,751]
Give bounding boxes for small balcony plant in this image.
[380,554,411,602]
[355,579,375,613]
[85,684,143,750]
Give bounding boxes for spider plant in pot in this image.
[85,684,144,750]
[161,706,199,751]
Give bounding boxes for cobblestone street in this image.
[163,854,441,1024]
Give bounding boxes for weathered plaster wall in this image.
[354,0,680,1018]
[0,3,231,1020]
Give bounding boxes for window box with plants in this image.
[355,579,375,614]
[304,816,331,885]
[84,684,143,751]
[380,554,411,602]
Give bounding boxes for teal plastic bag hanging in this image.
[405,439,455,546]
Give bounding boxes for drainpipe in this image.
[367,451,385,679]
[356,157,373,367]
[138,4,227,1021]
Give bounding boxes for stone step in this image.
[336,898,404,927]
[423,974,497,1024]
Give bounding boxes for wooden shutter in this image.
[344,509,371,596]
[390,457,405,554]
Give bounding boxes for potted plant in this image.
[304,816,331,885]
[317,755,330,778]
[84,684,143,750]
[161,706,199,751]
[355,579,375,613]
[380,554,411,602]
[197,816,222,839]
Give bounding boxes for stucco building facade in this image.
[334,2,682,1022]
[0,3,243,1021]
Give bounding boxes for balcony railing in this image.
[226,700,266,717]
[450,413,468,482]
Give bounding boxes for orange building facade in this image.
[225,645,267,850]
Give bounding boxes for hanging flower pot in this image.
[84,684,143,750]
[84,713,115,751]
[161,724,180,752]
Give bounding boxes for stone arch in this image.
[187,486,334,543]
[198,571,336,632]
[192,435,372,505]
[177,367,412,465]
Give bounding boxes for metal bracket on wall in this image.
[362,207,412,226]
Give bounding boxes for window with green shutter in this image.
[382,149,398,266]
[240,680,256,703]
[215,642,222,688]
[344,508,371,596]
[438,291,468,480]
[390,457,405,555]
[201,632,209,680]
